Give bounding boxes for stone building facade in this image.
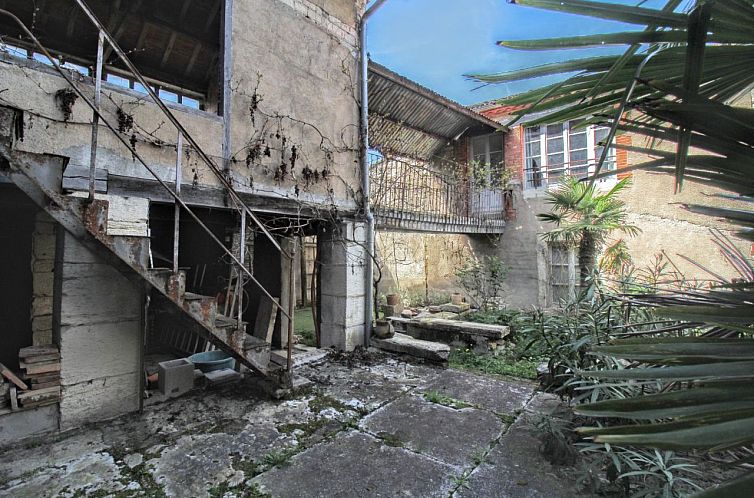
[0,0,367,445]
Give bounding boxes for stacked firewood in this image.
[17,346,61,408]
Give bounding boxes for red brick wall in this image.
[504,126,524,183]
[616,134,632,179]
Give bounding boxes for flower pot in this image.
[373,319,395,339]
[451,293,463,305]
[386,293,400,306]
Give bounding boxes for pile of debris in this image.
[0,345,61,412]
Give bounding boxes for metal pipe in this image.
[87,30,104,202]
[360,0,389,347]
[173,132,183,274]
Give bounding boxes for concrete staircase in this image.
[0,107,283,385]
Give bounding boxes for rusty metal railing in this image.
[369,152,509,231]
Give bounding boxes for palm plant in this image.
[467,1,754,495]
[538,176,639,287]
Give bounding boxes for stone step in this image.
[371,332,450,363]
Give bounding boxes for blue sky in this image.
[366,0,675,106]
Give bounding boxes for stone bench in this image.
[389,317,510,352]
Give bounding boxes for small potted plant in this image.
[386,293,400,306]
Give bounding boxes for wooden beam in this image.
[204,1,222,34]
[185,42,201,76]
[160,31,177,68]
[179,0,194,24]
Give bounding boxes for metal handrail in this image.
[0,7,293,322]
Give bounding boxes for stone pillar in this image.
[30,212,56,346]
[318,220,367,351]
[58,233,142,430]
[273,237,295,350]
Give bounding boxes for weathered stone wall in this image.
[57,233,142,431]
[375,232,473,303]
[30,211,56,346]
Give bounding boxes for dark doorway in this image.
[0,186,38,370]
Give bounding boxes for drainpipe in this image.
[360,0,387,347]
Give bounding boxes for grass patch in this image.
[295,308,317,347]
[308,393,349,414]
[449,349,539,380]
[262,448,298,468]
[423,391,473,410]
[376,431,405,448]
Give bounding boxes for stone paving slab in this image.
[421,369,534,415]
[361,394,503,468]
[456,418,585,498]
[253,430,457,498]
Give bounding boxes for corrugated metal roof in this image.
[368,61,501,159]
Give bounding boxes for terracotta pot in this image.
[373,319,395,339]
[386,293,400,306]
[451,293,463,305]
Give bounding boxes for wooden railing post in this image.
[173,133,183,274]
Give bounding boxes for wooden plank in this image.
[252,296,279,344]
[22,353,61,364]
[32,380,61,390]
[18,386,61,401]
[19,361,61,376]
[0,362,29,390]
[18,345,59,358]
[29,373,61,384]
[9,386,18,410]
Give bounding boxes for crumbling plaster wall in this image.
[228,0,361,212]
[57,232,142,431]
[0,0,363,211]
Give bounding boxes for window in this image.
[549,244,576,305]
[524,120,616,189]
[470,133,504,187]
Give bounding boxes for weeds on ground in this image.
[423,390,473,409]
[449,349,540,380]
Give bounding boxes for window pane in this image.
[525,141,540,157]
[1,43,28,58]
[62,61,89,76]
[106,73,130,87]
[488,133,503,152]
[569,149,588,165]
[159,89,179,103]
[33,52,55,66]
[546,123,563,137]
[569,132,587,150]
[525,126,540,140]
[182,96,201,109]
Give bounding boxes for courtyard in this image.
[0,352,582,498]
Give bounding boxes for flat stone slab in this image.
[371,332,450,362]
[361,394,503,467]
[253,430,456,497]
[421,369,533,415]
[456,418,586,498]
[391,317,510,348]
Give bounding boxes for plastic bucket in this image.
[188,351,235,372]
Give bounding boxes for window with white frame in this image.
[524,120,616,189]
[469,133,504,187]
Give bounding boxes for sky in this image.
[366,0,675,106]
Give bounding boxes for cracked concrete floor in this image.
[0,353,586,498]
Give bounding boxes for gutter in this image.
[360,0,388,347]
